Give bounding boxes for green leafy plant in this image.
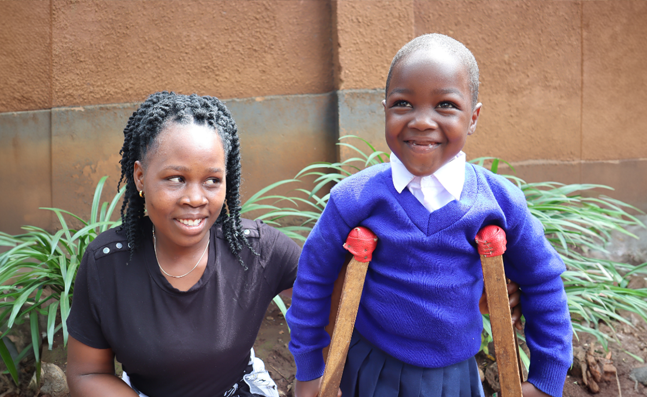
[506,176,647,350]
[243,135,647,361]
[0,176,124,385]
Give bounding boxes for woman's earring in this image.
[139,190,144,198]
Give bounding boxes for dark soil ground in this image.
[254,299,296,396]
[3,297,647,396]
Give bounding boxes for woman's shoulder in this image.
[85,226,129,261]
[221,218,300,270]
[212,218,267,241]
[242,218,298,253]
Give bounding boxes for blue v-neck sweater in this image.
[286,163,572,397]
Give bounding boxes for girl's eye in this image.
[437,101,457,109]
[168,176,183,183]
[393,100,412,108]
[205,178,221,186]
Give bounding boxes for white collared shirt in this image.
[390,151,466,213]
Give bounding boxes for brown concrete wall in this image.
[333,0,414,90]
[415,0,582,162]
[0,110,53,231]
[4,0,644,161]
[50,104,137,216]
[1,0,333,112]
[0,0,51,112]
[2,0,647,234]
[582,1,647,160]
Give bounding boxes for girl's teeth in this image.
[179,219,201,226]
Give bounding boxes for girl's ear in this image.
[133,161,145,192]
[467,103,482,136]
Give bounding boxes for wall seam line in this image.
[580,1,584,183]
[49,0,54,218]
[49,0,53,109]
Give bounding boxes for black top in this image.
[67,217,300,396]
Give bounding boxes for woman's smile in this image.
[176,217,206,227]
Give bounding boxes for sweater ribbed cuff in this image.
[527,357,570,397]
[293,350,326,382]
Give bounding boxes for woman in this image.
[66,92,300,396]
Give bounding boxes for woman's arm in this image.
[67,336,139,397]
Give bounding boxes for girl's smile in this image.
[404,139,441,152]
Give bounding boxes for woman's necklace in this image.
[152,226,210,279]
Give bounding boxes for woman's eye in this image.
[168,176,183,183]
[205,178,221,186]
[393,100,412,108]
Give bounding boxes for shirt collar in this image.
[390,151,466,201]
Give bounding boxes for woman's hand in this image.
[522,381,550,396]
[294,377,341,397]
[479,280,523,330]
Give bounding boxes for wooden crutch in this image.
[319,227,377,397]
[476,225,524,397]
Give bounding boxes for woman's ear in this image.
[133,161,145,192]
[467,103,482,136]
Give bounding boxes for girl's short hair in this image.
[118,91,254,269]
[386,33,480,108]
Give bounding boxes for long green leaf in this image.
[30,311,41,385]
[102,185,126,231]
[47,302,59,350]
[0,338,19,386]
[244,179,300,206]
[7,284,40,328]
[90,176,109,225]
[60,290,71,345]
[70,221,116,242]
[272,295,290,332]
[40,207,87,228]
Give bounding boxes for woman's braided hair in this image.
[117,91,255,269]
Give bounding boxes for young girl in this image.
[66,92,300,397]
[287,34,572,397]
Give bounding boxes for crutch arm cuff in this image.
[475,225,507,257]
[343,226,378,262]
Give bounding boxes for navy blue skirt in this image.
[340,331,485,397]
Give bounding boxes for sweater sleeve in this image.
[286,196,353,381]
[497,182,573,397]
